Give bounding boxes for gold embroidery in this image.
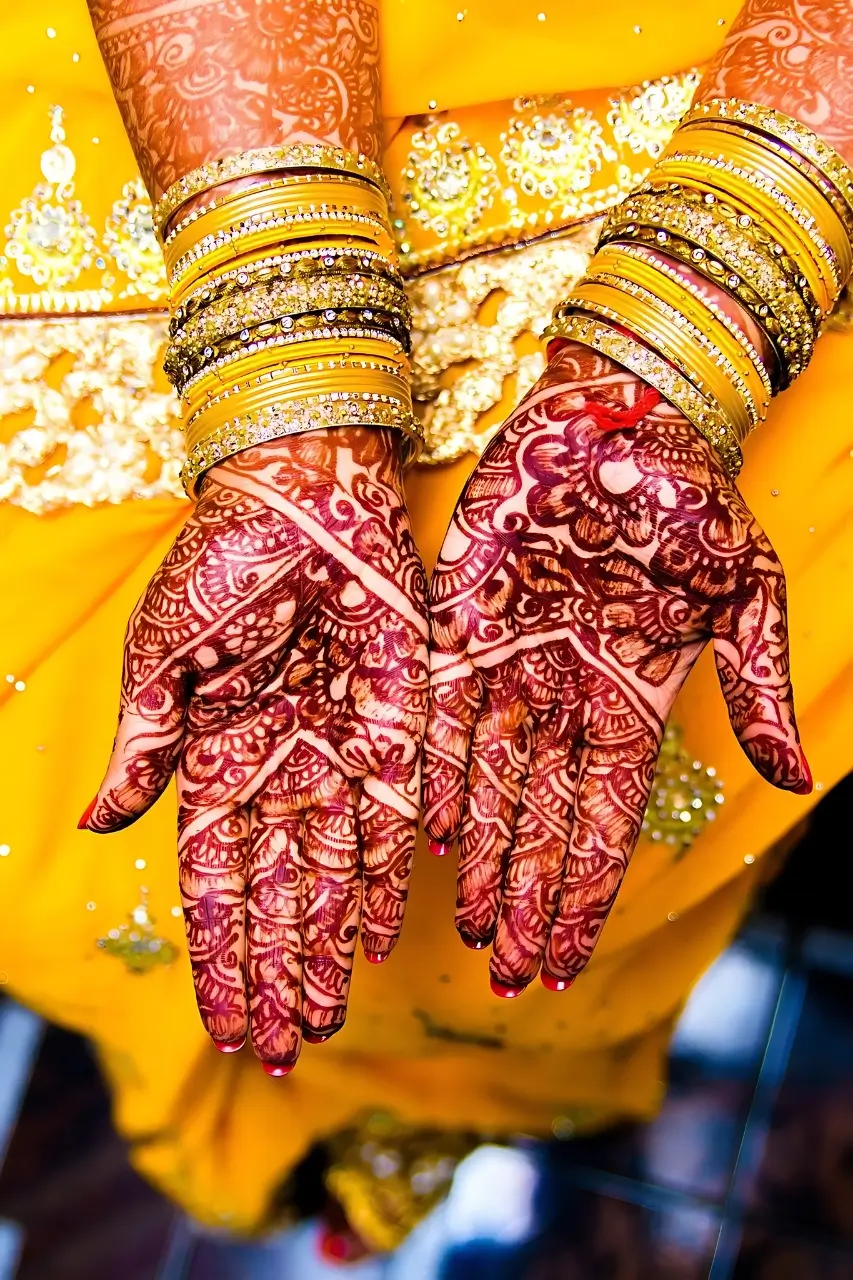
[97,891,178,974]
[401,121,498,241]
[102,178,166,301]
[641,723,725,856]
[607,73,702,161]
[501,98,617,216]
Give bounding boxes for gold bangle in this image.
[185,355,411,443]
[588,243,772,411]
[667,124,851,277]
[155,143,393,238]
[169,209,395,300]
[164,177,392,280]
[605,185,819,378]
[167,272,410,377]
[544,312,743,476]
[656,149,841,312]
[174,245,400,327]
[682,99,853,231]
[562,277,754,442]
[173,313,409,400]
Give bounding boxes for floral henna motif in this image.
[700,0,853,163]
[86,0,383,198]
[83,428,429,1067]
[423,342,810,992]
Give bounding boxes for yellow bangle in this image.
[682,99,853,233]
[544,312,743,476]
[563,277,755,442]
[154,142,393,238]
[588,243,772,413]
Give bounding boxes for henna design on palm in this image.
[423,343,810,993]
[83,429,428,1070]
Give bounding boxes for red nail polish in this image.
[541,971,575,992]
[262,1061,294,1077]
[77,795,98,830]
[303,1026,341,1045]
[318,1228,352,1263]
[213,1035,246,1053]
[490,977,527,999]
[792,752,813,795]
[460,933,488,950]
[365,950,388,964]
[428,839,450,857]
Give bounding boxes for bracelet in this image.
[682,99,853,231]
[558,278,755,443]
[545,313,743,476]
[587,244,773,412]
[154,142,393,238]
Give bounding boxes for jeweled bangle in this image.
[682,99,853,231]
[174,311,410,399]
[588,243,772,412]
[154,142,393,239]
[173,246,402,329]
[558,278,755,442]
[544,312,743,476]
[656,143,845,312]
[166,272,410,380]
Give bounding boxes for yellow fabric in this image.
[2,0,853,1239]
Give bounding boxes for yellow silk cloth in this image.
[1,0,852,1237]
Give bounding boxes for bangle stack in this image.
[545,98,853,476]
[156,144,421,497]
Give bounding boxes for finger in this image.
[490,740,579,990]
[84,593,189,833]
[545,733,658,984]
[246,800,304,1074]
[455,686,531,951]
[713,552,811,794]
[178,801,249,1050]
[422,651,483,847]
[360,755,421,962]
[301,787,361,1041]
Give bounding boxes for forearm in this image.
[86,0,382,200]
[699,0,853,164]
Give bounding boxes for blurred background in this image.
[1,772,852,1280]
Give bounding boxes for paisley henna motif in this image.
[86,0,383,198]
[700,0,853,164]
[83,429,428,1069]
[423,343,810,992]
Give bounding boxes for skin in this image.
[84,430,428,1066]
[423,343,810,991]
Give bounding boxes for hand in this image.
[423,342,810,995]
[81,428,428,1070]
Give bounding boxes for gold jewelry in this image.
[682,99,853,231]
[588,243,772,411]
[154,143,392,238]
[544,312,743,476]
[604,184,819,379]
[656,139,845,311]
[559,277,754,442]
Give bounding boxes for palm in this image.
[85,429,429,1068]
[423,343,809,992]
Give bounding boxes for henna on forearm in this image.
[699,0,853,163]
[424,342,809,992]
[86,0,382,199]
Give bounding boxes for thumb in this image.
[713,551,811,795]
[80,610,189,832]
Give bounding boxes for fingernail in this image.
[541,971,575,992]
[365,950,389,964]
[490,977,527,999]
[460,933,488,950]
[792,752,813,796]
[77,795,98,830]
[213,1035,246,1053]
[262,1061,294,1077]
[318,1227,354,1263]
[303,1026,341,1045]
[428,839,450,857]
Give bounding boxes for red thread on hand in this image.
[584,386,661,433]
